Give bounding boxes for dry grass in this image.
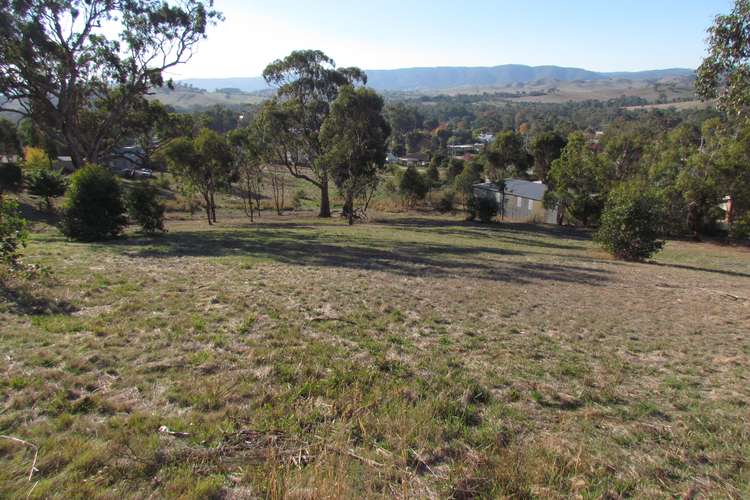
[1,210,749,498]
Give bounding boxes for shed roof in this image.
[473,179,548,201]
[504,179,547,201]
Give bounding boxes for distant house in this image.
[386,152,399,164]
[473,179,558,224]
[448,143,485,157]
[478,133,494,144]
[398,155,427,167]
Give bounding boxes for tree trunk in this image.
[343,193,354,225]
[319,176,331,218]
[687,201,701,242]
[210,191,217,223]
[204,193,213,225]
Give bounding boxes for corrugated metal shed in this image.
[503,179,547,201]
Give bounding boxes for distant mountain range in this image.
[179,64,695,93]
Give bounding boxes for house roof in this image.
[473,179,548,201]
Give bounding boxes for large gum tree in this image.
[260,50,366,217]
[0,0,221,169]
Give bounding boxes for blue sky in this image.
[173,0,733,78]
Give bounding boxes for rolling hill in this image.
[179,64,695,93]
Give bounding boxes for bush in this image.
[0,163,23,194]
[26,167,67,210]
[730,211,750,240]
[468,196,498,224]
[595,185,665,261]
[0,198,28,267]
[399,165,428,207]
[61,164,127,241]
[292,189,306,210]
[435,190,455,213]
[126,182,166,235]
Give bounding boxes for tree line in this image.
[2,0,750,269]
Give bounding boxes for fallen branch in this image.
[158,425,190,437]
[326,445,385,468]
[307,316,357,325]
[0,435,39,481]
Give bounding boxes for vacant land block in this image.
[1,214,748,498]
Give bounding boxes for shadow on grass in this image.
[373,217,591,251]
[649,260,750,279]
[0,279,77,316]
[106,224,611,286]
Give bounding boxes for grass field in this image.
[1,211,749,498]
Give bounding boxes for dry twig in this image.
[0,435,39,481]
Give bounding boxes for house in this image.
[473,179,558,224]
[385,152,399,164]
[448,143,485,157]
[478,133,494,144]
[398,155,428,167]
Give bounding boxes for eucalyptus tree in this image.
[320,85,390,224]
[0,0,221,168]
[697,0,750,115]
[159,129,232,225]
[261,50,367,217]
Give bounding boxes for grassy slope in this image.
[1,212,749,498]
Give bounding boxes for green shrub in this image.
[475,196,498,223]
[435,190,455,213]
[26,167,67,210]
[399,165,428,207]
[730,211,750,240]
[0,198,28,267]
[595,184,665,261]
[0,162,23,194]
[61,164,126,241]
[126,182,166,235]
[292,188,306,210]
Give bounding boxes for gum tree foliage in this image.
[260,50,367,217]
[0,118,21,156]
[228,126,264,221]
[529,131,565,182]
[320,85,390,225]
[159,128,232,225]
[485,130,532,181]
[0,0,221,168]
[694,1,750,239]
[696,0,750,116]
[546,132,606,226]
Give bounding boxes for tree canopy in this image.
[321,85,390,224]
[0,0,221,168]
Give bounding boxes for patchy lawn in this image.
[1,213,749,498]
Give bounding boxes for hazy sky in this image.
[172,0,733,79]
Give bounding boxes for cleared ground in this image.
[1,212,749,498]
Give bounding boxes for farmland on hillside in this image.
[1,211,748,498]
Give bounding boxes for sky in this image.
[172,0,734,79]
